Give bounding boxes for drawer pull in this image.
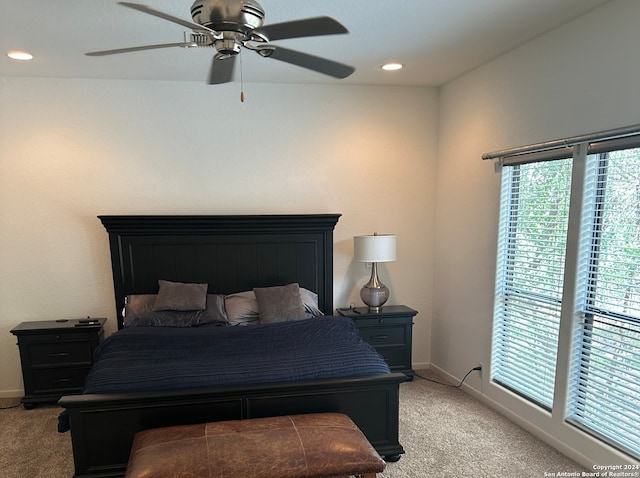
[49,352,72,357]
[53,378,74,383]
[371,334,390,340]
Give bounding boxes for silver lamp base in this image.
[360,263,389,313]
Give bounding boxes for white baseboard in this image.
[0,390,22,399]
[412,361,430,371]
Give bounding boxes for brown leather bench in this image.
[125,412,386,478]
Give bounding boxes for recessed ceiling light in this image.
[382,63,403,71]
[7,50,33,61]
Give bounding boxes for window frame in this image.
[490,132,640,460]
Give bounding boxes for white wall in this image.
[434,0,640,468]
[0,79,438,395]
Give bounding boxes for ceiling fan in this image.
[86,0,355,84]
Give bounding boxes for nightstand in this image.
[10,318,106,408]
[337,305,416,379]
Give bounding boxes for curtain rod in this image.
[482,123,640,160]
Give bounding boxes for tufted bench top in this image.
[125,412,386,478]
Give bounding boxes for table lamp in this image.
[353,233,397,312]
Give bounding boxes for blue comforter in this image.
[82,316,390,394]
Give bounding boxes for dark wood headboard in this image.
[99,214,341,329]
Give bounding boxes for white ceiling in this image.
[1,0,610,87]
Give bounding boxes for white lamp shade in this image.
[353,234,397,263]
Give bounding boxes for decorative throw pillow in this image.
[124,294,228,327]
[253,283,307,324]
[153,280,208,311]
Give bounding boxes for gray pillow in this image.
[299,288,323,316]
[124,294,228,327]
[154,280,208,311]
[124,294,157,319]
[224,290,260,326]
[224,287,322,325]
[253,283,307,324]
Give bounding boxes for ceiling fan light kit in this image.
[86,0,355,85]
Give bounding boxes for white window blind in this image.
[568,147,640,458]
[492,158,573,409]
[490,127,640,460]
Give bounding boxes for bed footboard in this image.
[60,373,408,478]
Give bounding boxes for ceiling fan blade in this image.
[85,42,198,56]
[258,46,354,79]
[209,55,236,84]
[255,17,348,41]
[118,2,214,33]
[86,42,194,56]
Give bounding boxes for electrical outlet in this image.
[477,362,484,377]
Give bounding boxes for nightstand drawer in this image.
[337,305,416,378]
[375,346,407,371]
[358,326,405,346]
[352,316,409,327]
[29,341,94,366]
[30,330,95,341]
[30,366,90,394]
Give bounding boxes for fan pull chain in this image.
[240,49,245,103]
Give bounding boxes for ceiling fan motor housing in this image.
[191,0,265,33]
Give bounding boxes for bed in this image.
[58,214,408,478]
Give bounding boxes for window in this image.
[567,147,640,458]
[492,158,572,409]
[491,133,640,459]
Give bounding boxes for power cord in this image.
[415,365,482,388]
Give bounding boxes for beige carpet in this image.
[0,398,74,477]
[0,369,586,477]
[387,371,587,477]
